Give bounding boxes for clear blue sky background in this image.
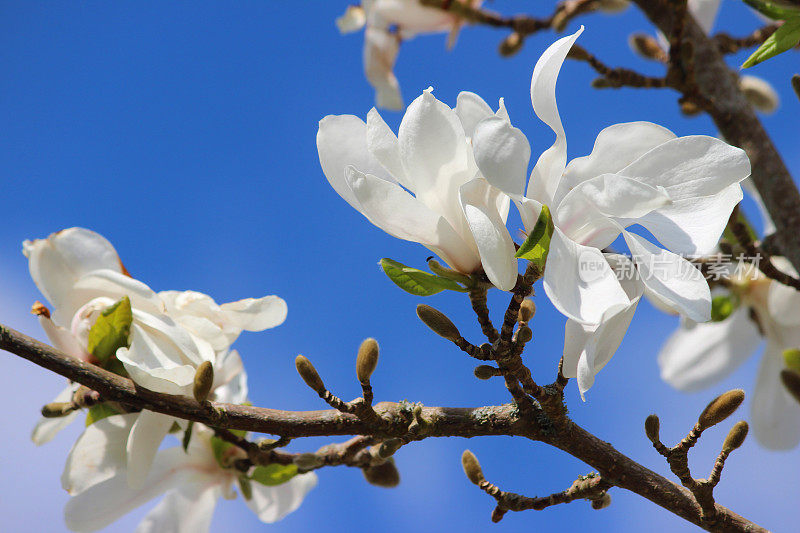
[0,2,798,532]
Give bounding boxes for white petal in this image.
[246,472,318,523]
[527,27,584,205]
[136,485,221,533]
[117,325,199,395]
[768,279,800,327]
[543,227,629,324]
[751,341,800,449]
[39,315,88,360]
[31,384,80,445]
[459,179,518,291]
[346,166,480,272]
[688,0,721,34]
[364,27,403,110]
[336,5,366,34]
[71,270,164,316]
[219,295,287,331]
[62,414,136,495]
[317,114,395,212]
[126,411,176,489]
[64,448,195,533]
[472,116,531,197]
[555,122,676,205]
[455,91,494,138]
[624,232,711,322]
[657,308,760,391]
[366,108,411,188]
[742,177,776,235]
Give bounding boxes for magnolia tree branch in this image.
[0,323,767,532]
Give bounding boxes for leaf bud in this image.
[295,355,326,394]
[698,389,745,430]
[644,414,660,444]
[461,450,484,485]
[356,338,380,383]
[416,304,461,342]
[591,493,612,510]
[41,402,74,418]
[362,458,400,487]
[474,365,500,380]
[722,421,749,453]
[518,299,536,323]
[780,369,800,404]
[499,32,524,57]
[193,361,214,403]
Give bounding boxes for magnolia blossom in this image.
[658,260,800,449]
[336,0,481,110]
[61,367,316,532]
[26,228,287,487]
[317,87,522,290]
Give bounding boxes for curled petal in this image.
[220,295,287,331]
[245,472,318,523]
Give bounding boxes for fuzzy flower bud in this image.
[193,361,214,403]
[41,402,74,418]
[698,389,745,431]
[518,299,536,323]
[628,33,666,61]
[356,338,380,383]
[416,305,461,342]
[644,414,660,444]
[461,450,484,485]
[474,365,500,380]
[722,421,749,453]
[295,355,326,394]
[592,493,612,510]
[499,32,524,57]
[362,459,400,487]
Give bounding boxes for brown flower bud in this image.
[491,507,506,523]
[722,421,749,453]
[461,450,484,485]
[295,355,326,394]
[516,325,533,344]
[628,33,666,62]
[377,438,403,459]
[780,369,800,404]
[416,305,461,342]
[644,414,660,444]
[474,365,499,380]
[41,402,74,418]
[499,32,524,57]
[362,458,400,487]
[591,492,612,510]
[698,389,745,430]
[518,299,536,323]
[193,361,214,403]
[356,338,379,383]
[680,100,702,116]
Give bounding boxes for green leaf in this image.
[210,429,248,467]
[710,294,739,322]
[85,403,120,426]
[250,463,298,486]
[784,348,800,373]
[238,476,253,500]
[514,204,554,271]
[380,258,468,296]
[182,421,194,452]
[743,0,800,21]
[87,296,133,365]
[742,19,800,68]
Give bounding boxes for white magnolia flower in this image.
[659,260,800,449]
[337,0,482,110]
[317,88,523,290]
[25,228,287,487]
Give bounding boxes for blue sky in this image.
[0,2,798,532]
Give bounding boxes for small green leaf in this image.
[380,258,468,296]
[743,0,800,21]
[85,403,120,426]
[210,429,248,467]
[710,294,739,322]
[250,463,298,486]
[742,19,800,68]
[87,296,133,364]
[784,348,800,373]
[515,204,554,271]
[182,421,194,452]
[238,476,253,500]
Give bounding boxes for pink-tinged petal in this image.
[472,116,530,197]
[31,384,80,445]
[219,295,287,331]
[62,414,137,495]
[135,484,221,533]
[459,179,518,291]
[364,27,403,110]
[366,108,412,188]
[317,114,395,212]
[751,341,800,450]
[64,448,197,533]
[39,315,88,360]
[658,308,760,391]
[455,91,494,138]
[126,410,176,489]
[555,121,676,205]
[527,27,584,206]
[346,166,480,272]
[543,227,629,324]
[624,232,711,322]
[246,472,318,523]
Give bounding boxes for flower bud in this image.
[780,369,800,405]
[499,32,523,57]
[362,458,400,487]
[294,452,324,470]
[518,299,536,323]
[644,414,660,444]
[597,0,630,13]
[377,438,403,459]
[461,450,484,485]
[591,492,612,510]
[739,75,779,114]
[680,100,702,116]
[697,389,745,430]
[41,402,74,418]
[356,338,380,383]
[722,421,749,453]
[474,365,499,380]
[516,325,533,344]
[295,355,326,394]
[591,77,614,89]
[491,507,506,523]
[416,305,461,342]
[193,361,214,403]
[628,33,666,61]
